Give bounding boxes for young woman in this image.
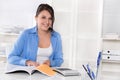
[8,4,63,67]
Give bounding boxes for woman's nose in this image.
[45,19,49,24]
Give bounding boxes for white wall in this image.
[0,0,52,27]
[75,0,101,68]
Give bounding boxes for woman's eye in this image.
[49,18,52,20]
[41,16,46,19]
[41,16,52,21]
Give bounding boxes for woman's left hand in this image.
[43,60,50,66]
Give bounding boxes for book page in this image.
[5,63,35,75]
[5,63,56,76]
[36,64,56,76]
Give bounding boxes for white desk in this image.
[0,63,81,80]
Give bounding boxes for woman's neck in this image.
[38,29,50,37]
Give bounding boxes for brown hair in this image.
[36,4,55,32]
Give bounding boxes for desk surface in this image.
[0,63,81,80]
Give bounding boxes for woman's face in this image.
[35,10,52,32]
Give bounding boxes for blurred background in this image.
[0,0,120,80]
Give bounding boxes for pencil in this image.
[82,65,93,80]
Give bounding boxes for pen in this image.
[97,52,102,68]
[96,52,102,78]
[87,64,95,80]
[82,65,93,80]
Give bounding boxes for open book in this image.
[5,63,56,76]
[53,67,80,76]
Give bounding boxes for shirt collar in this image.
[30,26,38,34]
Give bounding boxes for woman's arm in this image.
[50,33,64,67]
[7,30,28,66]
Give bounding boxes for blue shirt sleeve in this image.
[8,30,28,66]
[49,32,64,67]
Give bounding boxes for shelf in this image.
[102,60,120,63]
[0,32,19,36]
[0,54,6,57]
[102,38,120,40]
[102,54,120,63]
[102,34,120,40]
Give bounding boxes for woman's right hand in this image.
[26,60,39,67]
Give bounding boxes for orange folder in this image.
[36,64,56,76]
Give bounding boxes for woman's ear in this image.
[35,16,38,24]
[35,16,37,22]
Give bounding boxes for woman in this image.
[8,4,63,67]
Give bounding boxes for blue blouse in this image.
[8,26,63,67]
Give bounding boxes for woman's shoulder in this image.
[52,31,61,37]
[21,27,36,34]
[18,27,36,38]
